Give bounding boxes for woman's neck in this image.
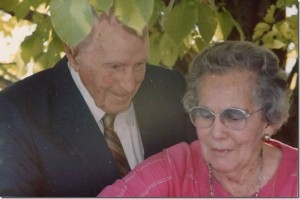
[210,148,263,197]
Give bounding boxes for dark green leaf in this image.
[21,32,44,63]
[197,4,217,45]
[15,0,31,20]
[217,9,234,40]
[164,1,198,44]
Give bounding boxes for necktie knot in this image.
[103,114,116,131]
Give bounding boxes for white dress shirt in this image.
[68,63,144,169]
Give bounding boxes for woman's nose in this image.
[209,117,228,139]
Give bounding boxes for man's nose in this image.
[119,69,136,93]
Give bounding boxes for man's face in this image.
[70,16,148,114]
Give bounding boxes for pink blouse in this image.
[99,139,298,197]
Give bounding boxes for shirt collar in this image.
[68,62,104,122]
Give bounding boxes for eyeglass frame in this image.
[188,106,263,130]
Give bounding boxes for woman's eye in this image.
[224,111,245,122]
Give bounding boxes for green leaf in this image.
[114,0,154,35]
[275,0,297,8]
[252,22,271,40]
[38,31,64,68]
[194,37,207,52]
[15,0,31,20]
[148,0,165,28]
[31,0,48,9]
[148,32,179,68]
[217,9,234,40]
[35,15,52,38]
[164,1,198,44]
[0,0,19,13]
[21,32,44,63]
[285,0,298,7]
[161,45,179,68]
[49,0,93,47]
[89,0,114,13]
[264,39,286,49]
[149,31,163,65]
[197,4,217,45]
[264,4,276,24]
[160,34,179,67]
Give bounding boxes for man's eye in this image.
[135,62,145,69]
[110,65,121,70]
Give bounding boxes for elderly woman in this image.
[98,41,298,197]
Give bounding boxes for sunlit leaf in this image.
[50,0,93,47]
[264,4,276,24]
[89,0,114,13]
[264,39,286,49]
[164,1,198,44]
[114,0,154,35]
[252,22,271,40]
[198,4,217,45]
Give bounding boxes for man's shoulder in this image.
[145,64,184,81]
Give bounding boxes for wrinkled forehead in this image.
[197,70,258,107]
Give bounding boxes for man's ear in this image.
[64,43,80,71]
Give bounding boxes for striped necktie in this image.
[102,114,130,177]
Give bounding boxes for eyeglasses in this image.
[189,106,263,130]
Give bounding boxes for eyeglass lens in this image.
[189,107,248,130]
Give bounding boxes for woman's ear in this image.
[261,123,277,141]
[64,43,80,71]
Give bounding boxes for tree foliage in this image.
[0,0,297,81]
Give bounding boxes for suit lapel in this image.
[49,58,112,164]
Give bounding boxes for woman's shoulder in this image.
[268,139,298,159]
[266,139,298,196]
[164,141,200,159]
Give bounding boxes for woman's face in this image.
[196,70,272,173]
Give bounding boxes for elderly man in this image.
[0,11,196,197]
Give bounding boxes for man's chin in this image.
[101,102,131,114]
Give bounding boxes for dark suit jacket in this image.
[0,57,196,197]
